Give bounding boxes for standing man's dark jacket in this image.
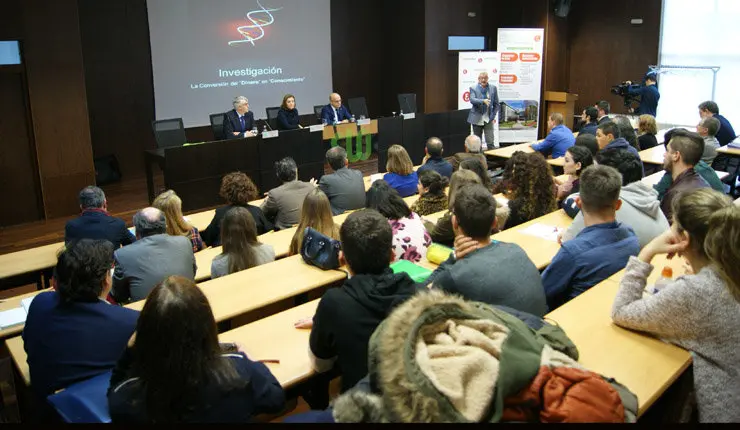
[629,85,660,117]
[65,209,135,249]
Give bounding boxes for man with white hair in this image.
[466,72,500,150]
[451,134,488,172]
[223,96,257,139]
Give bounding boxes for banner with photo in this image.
[458,52,501,148]
[497,28,544,143]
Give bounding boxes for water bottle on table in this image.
[651,267,673,294]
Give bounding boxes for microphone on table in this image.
[262,119,273,132]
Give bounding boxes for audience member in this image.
[698,101,736,146]
[410,169,448,216]
[201,172,273,246]
[542,165,639,310]
[417,137,453,178]
[423,170,482,248]
[595,100,612,125]
[579,107,599,136]
[531,113,575,159]
[459,157,493,192]
[697,116,721,165]
[575,133,599,156]
[555,145,593,202]
[112,208,196,303]
[451,134,487,171]
[294,210,419,392]
[152,190,204,253]
[366,181,431,263]
[24,239,138,416]
[659,132,711,221]
[637,114,659,150]
[424,184,547,316]
[289,188,340,256]
[654,129,725,198]
[211,207,275,279]
[595,121,644,175]
[613,115,640,151]
[65,186,135,249]
[502,152,557,229]
[318,146,366,215]
[383,145,418,197]
[108,276,285,422]
[612,189,740,423]
[261,157,315,230]
[562,148,669,249]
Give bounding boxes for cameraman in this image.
[625,73,660,117]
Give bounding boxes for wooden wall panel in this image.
[567,0,662,115]
[23,0,95,219]
[78,0,156,177]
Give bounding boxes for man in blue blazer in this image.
[223,96,257,139]
[467,72,500,150]
[320,93,352,125]
[65,186,135,249]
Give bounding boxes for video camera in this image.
[610,81,641,108]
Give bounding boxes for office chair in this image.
[313,105,324,122]
[151,118,187,149]
[266,107,280,131]
[347,97,368,119]
[209,113,226,141]
[398,93,417,114]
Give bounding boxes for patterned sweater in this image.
[410,194,448,217]
[612,256,740,423]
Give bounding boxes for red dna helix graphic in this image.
[228,0,282,47]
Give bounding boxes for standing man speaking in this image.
[467,72,500,150]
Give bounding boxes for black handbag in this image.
[300,227,341,270]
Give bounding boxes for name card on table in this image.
[262,130,279,139]
[402,113,416,120]
[357,118,371,126]
[309,124,324,133]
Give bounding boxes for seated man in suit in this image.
[451,135,487,172]
[65,186,135,249]
[112,207,196,304]
[318,147,366,215]
[223,96,257,139]
[320,93,352,125]
[418,137,453,179]
[595,100,612,125]
[23,239,139,419]
[261,157,316,230]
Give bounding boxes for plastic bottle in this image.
[651,267,673,294]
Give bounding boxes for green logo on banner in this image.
[330,128,372,162]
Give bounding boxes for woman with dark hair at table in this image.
[277,94,303,131]
[108,276,285,423]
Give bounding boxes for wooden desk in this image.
[5,336,29,387]
[0,289,51,340]
[322,120,378,141]
[484,142,565,167]
[717,145,740,157]
[491,210,572,270]
[608,254,688,286]
[639,145,666,166]
[0,243,62,283]
[220,300,320,389]
[545,279,692,416]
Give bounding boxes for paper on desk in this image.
[520,223,561,242]
[369,173,384,184]
[0,307,27,329]
[20,297,35,314]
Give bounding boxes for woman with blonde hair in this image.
[612,189,740,423]
[152,190,204,253]
[383,145,418,197]
[289,188,340,256]
[211,207,275,279]
[637,114,658,150]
